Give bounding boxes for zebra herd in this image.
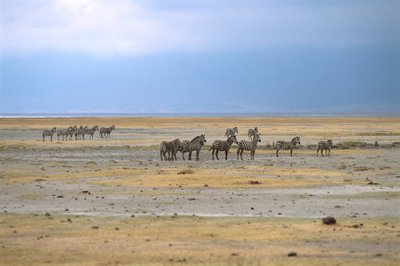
[160,127,332,161]
[43,125,334,159]
[42,125,116,141]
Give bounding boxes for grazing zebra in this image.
[247,127,258,139]
[160,139,182,161]
[275,136,301,157]
[100,125,115,138]
[180,134,207,160]
[209,135,238,160]
[317,139,333,157]
[225,127,238,137]
[237,132,261,160]
[42,127,56,142]
[85,125,99,140]
[75,126,88,140]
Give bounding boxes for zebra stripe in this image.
[275,136,301,157]
[317,139,333,157]
[180,134,207,160]
[42,127,56,142]
[209,135,238,160]
[237,133,261,160]
[160,139,182,161]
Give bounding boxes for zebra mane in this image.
[191,135,202,142]
[291,136,300,142]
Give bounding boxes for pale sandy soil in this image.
[0,117,399,265]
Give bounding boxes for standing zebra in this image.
[67,126,77,140]
[247,127,258,139]
[225,127,238,137]
[275,136,301,157]
[56,129,68,141]
[85,125,99,140]
[160,139,182,161]
[209,135,238,160]
[100,125,115,138]
[75,126,88,140]
[180,134,207,160]
[42,127,56,142]
[237,132,261,160]
[317,139,333,157]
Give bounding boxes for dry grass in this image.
[0,213,399,266]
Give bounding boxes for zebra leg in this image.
[211,149,215,160]
[196,150,200,160]
[276,149,279,157]
[321,149,325,157]
[237,148,240,160]
[225,150,228,160]
[252,150,255,160]
[317,147,319,157]
[188,151,192,160]
[216,150,219,160]
[240,149,244,160]
[43,135,45,142]
[290,149,292,157]
[328,148,331,156]
[182,152,185,161]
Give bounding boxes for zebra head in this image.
[254,133,261,143]
[191,134,206,143]
[51,127,57,132]
[248,128,258,139]
[93,125,99,131]
[111,125,116,130]
[327,139,333,147]
[227,135,238,144]
[292,136,300,145]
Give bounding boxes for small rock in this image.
[322,216,336,225]
[288,252,297,257]
[91,225,99,229]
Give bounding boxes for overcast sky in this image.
[1,0,399,113]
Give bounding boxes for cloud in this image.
[1,0,399,56]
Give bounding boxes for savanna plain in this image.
[0,117,400,265]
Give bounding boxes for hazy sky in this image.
[1,0,399,113]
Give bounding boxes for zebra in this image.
[56,129,68,141]
[75,126,88,140]
[209,135,238,160]
[100,125,115,138]
[317,139,333,157]
[275,136,301,157]
[225,127,238,137]
[67,126,77,140]
[42,127,56,142]
[237,132,261,160]
[85,125,99,140]
[160,139,182,161]
[180,134,207,160]
[248,127,258,139]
